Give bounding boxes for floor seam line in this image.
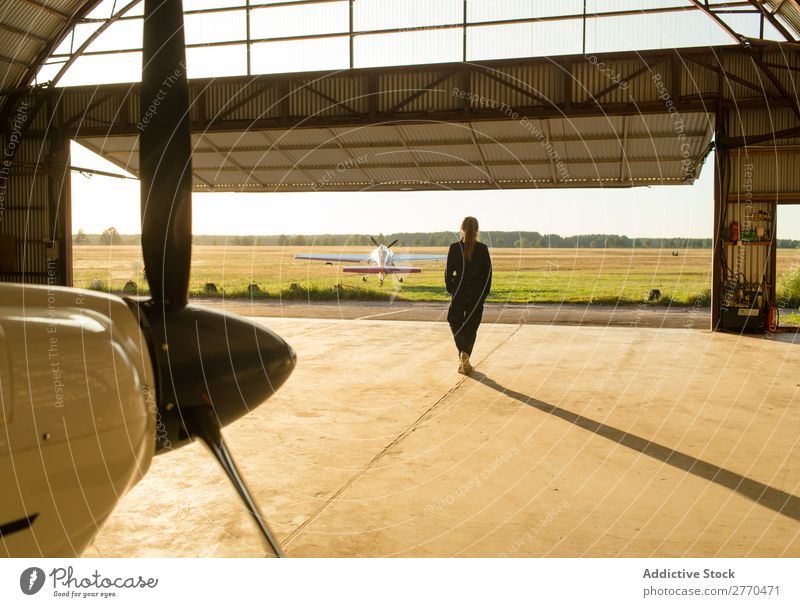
[282,323,523,550]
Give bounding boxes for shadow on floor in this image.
[471,372,800,522]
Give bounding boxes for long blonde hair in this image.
[461,216,479,261]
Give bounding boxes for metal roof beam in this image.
[188,155,701,173]
[49,0,143,87]
[18,0,71,20]
[259,131,319,185]
[303,82,360,116]
[685,54,783,96]
[0,0,106,133]
[579,58,664,108]
[63,88,119,127]
[386,72,453,114]
[477,67,555,108]
[37,98,784,138]
[466,122,499,188]
[85,129,711,155]
[687,0,745,43]
[191,179,692,192]
[749,49,800,118]
[540,121,559,185]
[324,127,375,185]
[0,52,29,67]
[200,134,269,188]
[0,21,49,44]
[391,125,436,187]
[718,123,800,148]
[619,116,629,183]
[212,80,278,122]
[746,0,797,41]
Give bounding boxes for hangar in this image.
[1,1,799,558]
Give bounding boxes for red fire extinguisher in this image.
[767,306,778,333]
[731,220,740,242]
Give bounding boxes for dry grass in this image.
[72,245,800,306]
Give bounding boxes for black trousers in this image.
[447,296,484,356]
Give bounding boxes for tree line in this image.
[73,228,800,249]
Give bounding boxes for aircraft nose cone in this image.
[189,307,296,427]
[245,322,296,407]
[144,305,297,441]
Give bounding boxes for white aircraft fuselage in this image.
[0,283,155,557]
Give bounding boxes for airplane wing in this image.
[343,266,421,274]
[295,253,371,263]
[390,254,447,262]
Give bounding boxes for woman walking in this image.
[445,216,492,375]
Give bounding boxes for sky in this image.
[62,1,800,239]
[70,141,800,238]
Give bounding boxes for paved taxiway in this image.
[191,299,712,329]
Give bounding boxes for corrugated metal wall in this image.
[0,137,51,284]
[726,110,800,198]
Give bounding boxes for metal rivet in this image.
[166,402,175,411]
[162,344,169,352]
[42,432,51,441]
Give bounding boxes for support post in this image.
[48,137,72,286]
[768,199,777,311]
[57,138,72,286]
[711,116,726,331]
[349,0,354,69]
[462,0,468,62]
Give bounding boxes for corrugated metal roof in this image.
[763,0,800,39]
[76,114,714,191]
[2,0,786,195]
[0,1,103,116]
[2,0,791,118]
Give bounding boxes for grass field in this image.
[73,245,800,307]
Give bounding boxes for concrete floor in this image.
[85,318,800,557]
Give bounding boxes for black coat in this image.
[445,240,492,302]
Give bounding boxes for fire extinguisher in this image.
[767,305,778,333]
[731,220,740,242]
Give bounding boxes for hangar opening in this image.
[2,0,800,332]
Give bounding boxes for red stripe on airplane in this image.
[342,267,421,274]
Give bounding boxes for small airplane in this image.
[295,237,446,286]
[1,0,293,557]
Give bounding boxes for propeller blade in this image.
[387,239,399,249]
[140,0,192,308]
[137,304,296,450]
[369,236,379,247]
[135,0,297,559]
[185,407,284,557]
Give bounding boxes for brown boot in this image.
[459,352,473,375]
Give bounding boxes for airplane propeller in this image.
[132,0,295,557]
[368,236,399,249]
